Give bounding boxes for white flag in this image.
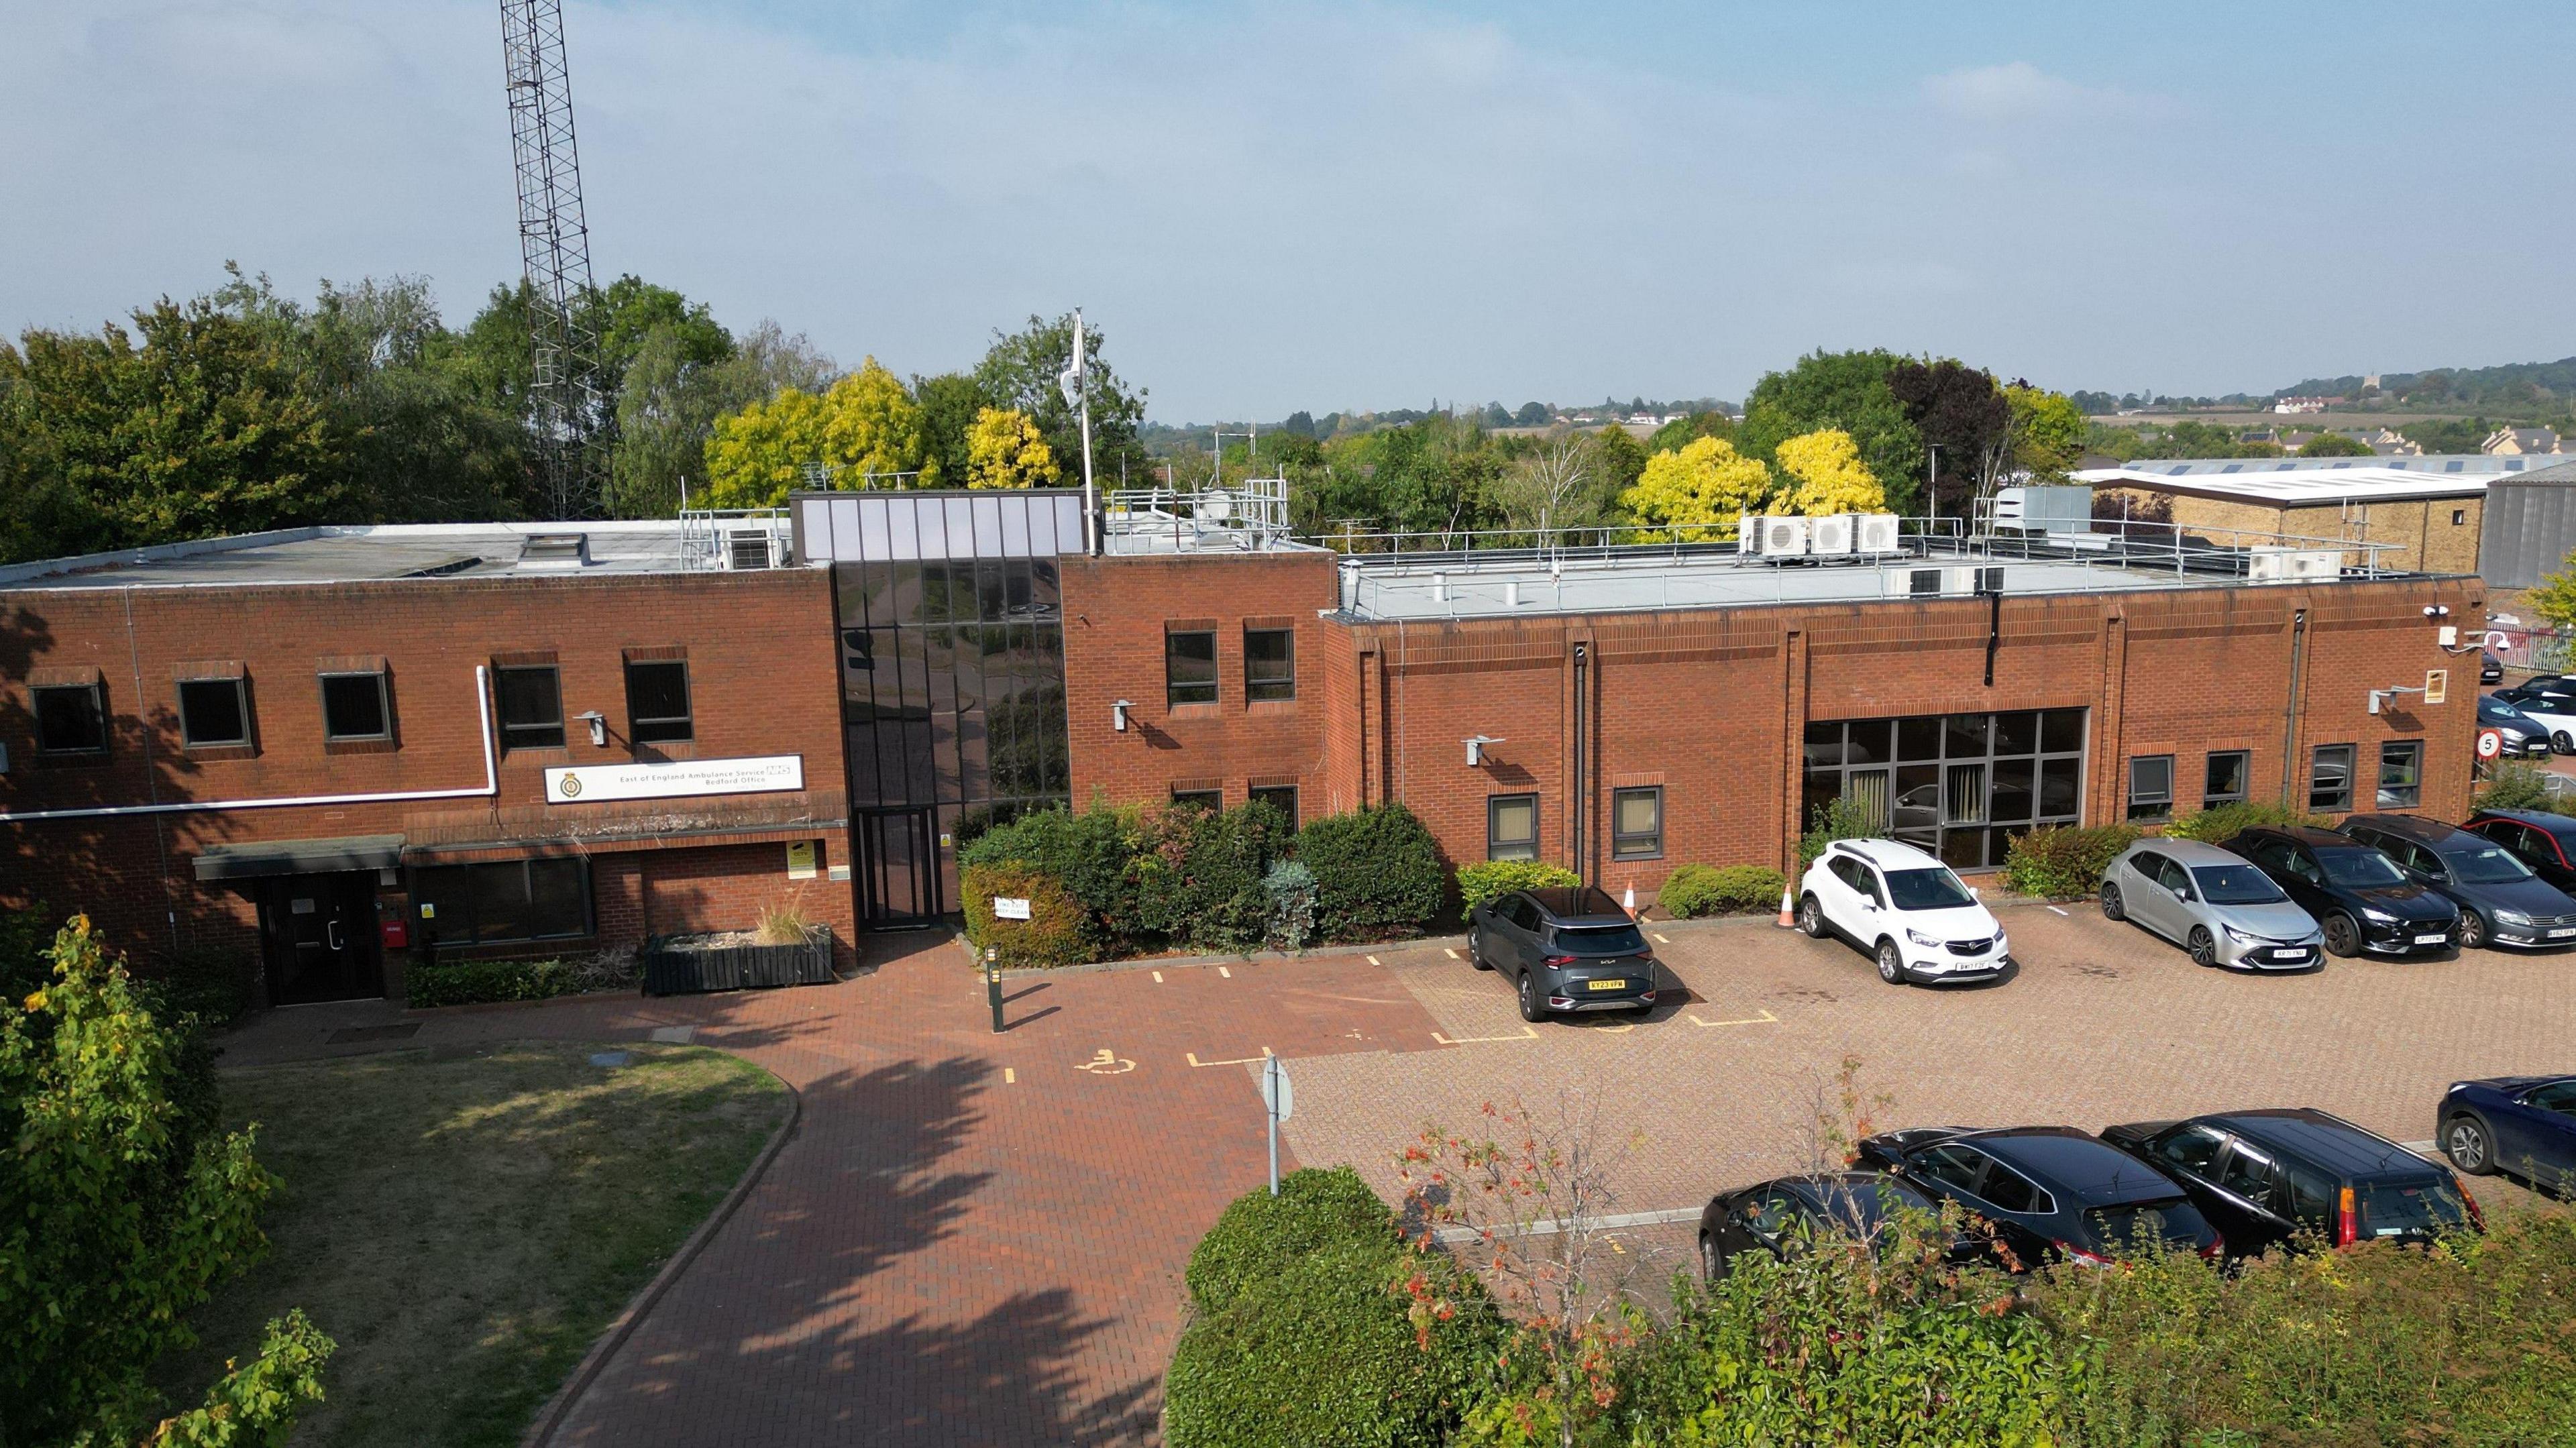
[1058,310,1086,408]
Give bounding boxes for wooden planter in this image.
[641,928,837,997]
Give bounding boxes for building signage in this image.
[544,755,804,805]
[786,841,818,879]
[991,897,1032,920]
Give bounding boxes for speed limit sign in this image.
[2477,728,2503,760]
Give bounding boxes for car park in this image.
[1465,885,1658,1022]
[2463,808,2576,895]
[2478,693,2553,757]
[2232,826,2460,958]
[1796,838,2009,986]
[2483,649,2505,685]
[2439,1075,2576,1195]
[2101,1109,2481,1258]
[1695,1171,1976,1280]
[2098,838,2323,970]
[2341,814,2576,950]
[1854,1126,2220,1267]
[2494,682,2576,752]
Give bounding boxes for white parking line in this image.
[1686,1009,1781,1028]
[1432,1025,1541,1046]
[2047,906,2069,917]
[1004,1068,1016,1084]
[1442,948,1459,960]
[1434,1205,1699,1244]
[1152,970,1164,983]
[1218,966,1232,978]
[1653,932,1672,944]
[1368,954,1382,966]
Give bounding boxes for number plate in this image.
[2271,948,2308,960]
[1587,978,1628,992]
[2549,928,2576,939]
[2413,933,2449,946]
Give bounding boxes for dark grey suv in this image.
[1466,885,1659,1021]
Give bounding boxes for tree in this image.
[612,319,834,517]
[2526,551,2576,630]
[2298,431,2376,458]
[701,385,830,507]
[1646,410,1733,456]
[2006,384,2089,479]
[1280,409,1317,439]
[821,358,937,488]
[1771,428,1885,515]
[1513,401,1550,427]
[964,406,1061,489]
[1886,358,2009,514]
[1585,424,1649,497]
[1738,350,1925,514]
[1492,438,1616,535]
[1481,401,1512,428]
[1619,436,1772,540]
[700,357,935,506]
[973,313,1149,487]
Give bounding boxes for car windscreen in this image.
[2483,698,2529,722]
[2082,1198,2215,1254]
[2356,1176,2469,1239]
[2191,864,2287,905]
[1884,867,1976,911]
[2446,844,2537,885]
[2317,848,2408,888]
[1554,923,1647,954]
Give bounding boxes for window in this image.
[319,671,390,742]
[2376,740,2423,809]
[2527,1081,2576,1117]
[2217,1144,2277,1203]
[494,665,565,750]
[2127,755,2174,822]
[2157,1125,2227,1178]
[1803,709,2085,871]
[2204,750,2250,806]
[1611,786,1662,860]
[2279,1162,2336,1231]
[2452,508,2467,526]
[1165,630,1217,706]
[2308,743,2355,812]
[1487,793,1538,862]
[32,683,107,755]
[1169,787,1221,812]
[625,660,694,744]
[1249,784,1299,824]
[1244,627,1295,703]
[178,678,250,748]
[1977,1163,2041,1214]
[1914,1144,1987,1193]
[412,858,590,945]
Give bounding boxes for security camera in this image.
[2422,604,2451,618]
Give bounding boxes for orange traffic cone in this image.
[1623,885,1637,917]
[1777,887,1796,928]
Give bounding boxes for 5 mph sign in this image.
[2477,728,2503,761]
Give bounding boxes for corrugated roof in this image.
[2074,459,2495,504]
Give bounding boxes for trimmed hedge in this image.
[958,806,1147,954]
[1454,860,1580,912]
[1184,1166,1399,1314]
[1136,803,1281,952]
[406,956,587,1008]
[2002,824,2141,900]
[1296,803,1448,942]
[2164,799,2326,845]
[959,863,1094,968]
[1658,864,1787,918]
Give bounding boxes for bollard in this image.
[985,947,1005,1034]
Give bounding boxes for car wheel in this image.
[2557,730,2574,753]
[2321,913,2361,958]
[2444,1113,2497,1176]
[1468,926,1494,970]
[1700,1233,1725,1281]
[2099,881,2126,922]
[1798,893,1828,938]
[2457,911,2487,951]
[1875,939,1907,985]
[1517,970,1547,1023]
[2187,926,2219,968]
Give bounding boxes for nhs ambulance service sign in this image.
[544,755,804,805]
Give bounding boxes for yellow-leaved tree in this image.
[1618,436,1773,541]
[700,386,829,508]
[964,406,1061,490]
[1770,428,1885,516]
[700,357,938,506]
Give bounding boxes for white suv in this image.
[1797,838,2010,985]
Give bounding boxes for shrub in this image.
[958,863,1095,968]
[961,805,1150,952]
[2002,824,2141,899]
[2165,799,2326,844]
[1136,803,1281,952]
[404,952,633,1007]
[2477,762,2570,815]
[1658,863,1787,917]
[1454,859,1580,912]
[1264,859,1319,952]
[1298,803,1448,942]
[1185,1166,1398,1314]
[1798,795,1879,866]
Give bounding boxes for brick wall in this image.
[2133,492,2485,575]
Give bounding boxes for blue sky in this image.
[4,1,2571,422]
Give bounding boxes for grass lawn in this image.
[156,1041,788,1448]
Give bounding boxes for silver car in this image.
[2100,838,2324,970]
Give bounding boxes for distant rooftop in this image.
[0,518,797,592]
[2074,455,2520,504]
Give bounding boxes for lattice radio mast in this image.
[500,0,605,518]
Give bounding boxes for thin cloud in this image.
[1924,60,2104,123]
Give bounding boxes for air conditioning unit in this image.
[1809,514,1855,556]
[2247,547,2341,582]
[723,529,782,570]
[1760,515,1811,557]
[1736,514,1762,554]
[1854,513,1901,554]
[1884,565,2004,599]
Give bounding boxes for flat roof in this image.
[2075,454,2521,504]
[0,520,789,591]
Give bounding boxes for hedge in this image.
[958,806,1146,954]
[1454,860,1579,913]
[1184,1166,1400,1314]
[2164,799,2326,845]
[1657,864,1787,918]
[1296,803,1448,942]
[959,863,1094,968]
[405,956,611,1008]
[1136,803,1281,952]
[2002,824,2141,900]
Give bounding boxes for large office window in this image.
[1488,793,1539,861]
[178,678,251,748]
[2377,740,2424,809]
[1169,786,1221,812]
[32,683,108,755]
[1803,708,2086,871]
[1244,627,1295,703]
[625,659,694,744]
[494,665,566,751]
[412,858,590,945]
[1250,783,1299,824]
[2308,743,2355,813]
[1611,787,1663,860]
[319,671,391,742]
[2205,750,2250,807]
[1166,630,1218,706]
[2127,755,2175,823]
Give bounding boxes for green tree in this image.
[1646,409,1733,455]
[2298,431,2376,458]
[912,371,993,488]
[1621,435,1772,539]
[2006,384,2088,478]
[973,313,1150,488]
[1738,350,1925,514]
[2526,551,2576,630]
[1585,423,1649,496]
[610,320,834,518]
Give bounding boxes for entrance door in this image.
[260,871,384,1005]
[859,807,941,929]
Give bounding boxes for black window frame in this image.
[624,659,695,745]
[31,682,109,757]
[1610,785,1664,860]
[2308,742,2356,813]
[1244,626,1295,704]
[318,670,392,743]
[1487,792,1540,862]
[409,856,593,946]
[2204,750,2250,807]
[494,664,567,752]
[1165,629,1218,708]
[1169,787,1222,812]
[177,677,252,749]
[1248,783,1299,825]
[2375,739,2424,810]
[2126,754,2175,822]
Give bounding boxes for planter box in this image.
[641,928,837,997]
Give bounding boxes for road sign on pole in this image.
[2477,728,2503,761]
[1260,1055,1294,1194]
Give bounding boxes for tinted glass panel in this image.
[2355,1176,2468,1237]
[413,858,590,944]
[1556,923,1648,954]
[2318,847,2406,887]
[626,661,694,743]
[1611,787,1662,859]
[1165,630,1218,706]
[2194,865,2287,905]
[2157,1125,2226,1176]
[2309,744,2355,812]
[2376,740,2423,808]
[2127,755,2174,822]
[1945,713,1990,758]
[1992,711,2039,756]
[178,679,248,746]
[1804,721,1845,768]
[1248,785,1299,824]
[1978,1165,2037,1213]
[1489,793,1538,862]
[495,667,564,749]
[33,685,107,753]
[2206,750,2251,803]
[2039,757,2080,819]
[2084,1199,2214,1253]
[2041,708,2086,753]
[320,673,388,740]
[1897,716,1943,761]
[1845,720,1892,765]
[2280,1163,2335,1231]
[1244,628,1295,702]
[1884,867,1975,911]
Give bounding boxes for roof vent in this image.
[726,530,776,570]
[518,533,590,569]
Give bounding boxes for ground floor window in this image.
[2377,740,2424,809]
[2309,744,2355,813]
[1249,783,1299,824]
[1611,787,1663,860]
[2205,750,2250,807]
[1803,709,2087,870]
[2127,755,2175,822]
[1489,793,1539,861]
[1170,787,1221,812]
[413,858,590,946]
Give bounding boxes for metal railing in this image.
[678,506,792,571]
[1104,478,1295,553]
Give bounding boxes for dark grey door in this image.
[861,807,940,929]
[261,871,384,1005]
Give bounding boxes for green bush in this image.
[2002,824,2142,899]
[1799,795,1879,866]
[1657,863,1787,917]
[2477,762,2571,815]
[959,863,1096,968]
[1297,803,1448,942]
[1265,859,1319,952]
[405,956,599,1008]
[959,805,1148,952]
[1454,859,1580,912]
[1185,1166,1398,1314]
[1136,803,1282,952]
[147,942,262,1027]
[2165,799,2326,844]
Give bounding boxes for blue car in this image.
[2438,1076,2576,1195]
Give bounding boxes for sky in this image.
[4,1,2573,423]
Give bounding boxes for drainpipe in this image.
[2279,607,2309,805]
[1570,642,1589,883]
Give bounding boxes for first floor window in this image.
[1488,793,1538,862]
[412,858,590,944]
[32,683,107,755]
[178,677,250,748]
[625,659,694,744]
[2126,755,2174,822]
[1170,787,1221,812]
[1165,630,1218,706]
[1244,627,1295,703]
[494,665,565,750]
[320,671,391,742]
[1611,787,1663,860]
[2377,740,2424,809]
[1249,784,1299,824]
[2309,743,2355,813]
[2204,750,2250,807]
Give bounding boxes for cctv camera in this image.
[2422,604,2451,618]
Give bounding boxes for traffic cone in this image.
[1777,887,1796,928]
[1623,885,1637,917]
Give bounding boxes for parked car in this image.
[2098,838,2323,970]
[1854,1126,2220,1268]
[1465,885,1658,1022]
[2463,808,2576,895]
[2341,814,2576,950]
[2231,826,2460,958]
[2102,1108,2482,1258]
[2479,693,2555,757]
[2440,1075,2576,1194]
[2483,649,2505,685]
[2495,683,2576,753]
[1696,1170,1975,1279]
[1796,838,2009,986]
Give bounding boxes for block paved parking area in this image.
[219,903,2574,1447]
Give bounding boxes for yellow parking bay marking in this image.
[1152,970,1165,983]
[1586,1022,1637,1034]
[1432,1025,1542,1046]
[1185,1047,1274,1068]
[1075,1048,1138,1074]
[1686,1009,1781,1028]
[1218,966,1232,978]
[1004,1068,1016,1084]
[1368,954,1383,965]
[1652,933,1672,944]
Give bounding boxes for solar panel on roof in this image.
[2220,464,2243,474]
[2447,461,2465,472]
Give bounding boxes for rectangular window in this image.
[1169,787,1221,812]
[1249,784,1299,824]
[1165,630,1218,707]
[2309,743,2355,813]
[625,660,694,744]
[1611,786,1663,860]
[412,858,591,945]
[2127,755,2174,822]
[494,665,566,750]
[1244,627,1295,703]
[178,678,250,748]
[2453,508,2467,526]
[32,683,108,755]
[319,671,390,742]
[2377,740,2424,809]
[2204,750,2250,807]
[1488,793,1539,862]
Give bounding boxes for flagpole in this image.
[1068,309,1099,557]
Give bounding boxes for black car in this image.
[2341,814,2576,950]
[2464,808,2576,895]
[2102,1108,2482,1258]
[1854,1126,2220,1268]
[1697,1171,1974,1280]
[2440,1075,2576,1196]
[2232,826,2460,958]
[2483,649,2505,685]
[1466,885,1658,1021]
[2478,694,2553,757]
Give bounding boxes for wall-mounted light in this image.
[1113,699,1135,732]
[1465,734,1503,767]
[574,710,608,746]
